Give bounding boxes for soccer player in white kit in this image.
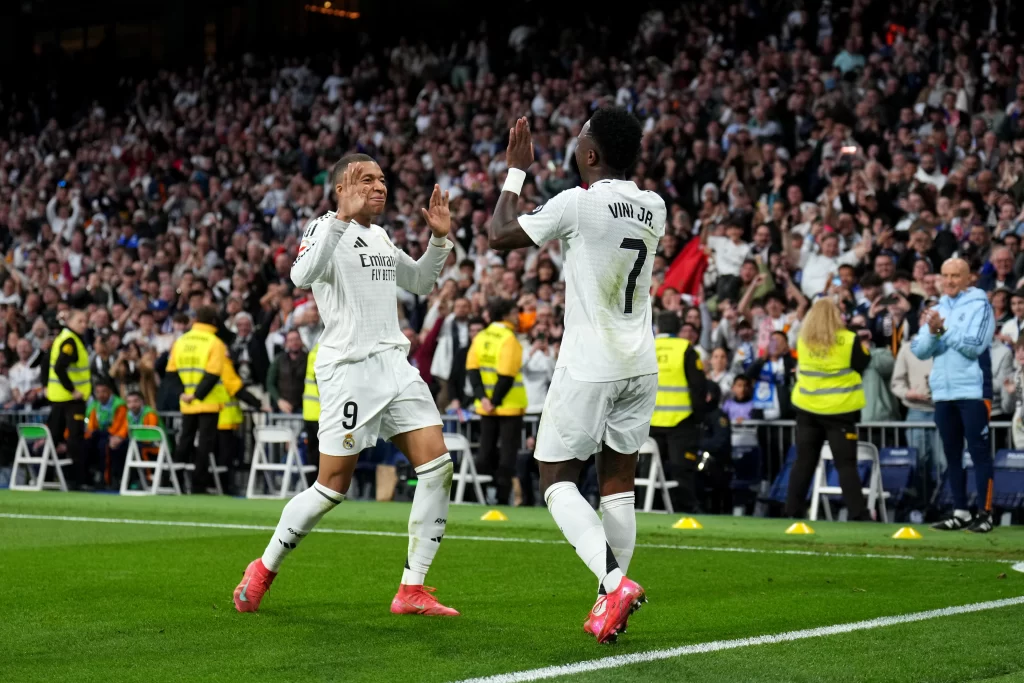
[489,111,665,643]
[233,154,460,617]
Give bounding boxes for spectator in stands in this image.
[707,347,734,406]
[745,331,796,421]
[229,312,270,391]
[7,338,42,409]
[84,380,129,490]
[721,376,761,425]
[1005,337,1024,450]
[266,330,307,415]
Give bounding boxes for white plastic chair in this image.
[446,432,493,504]
[246,425,316,499]
[10,424,72,491]
[636,437,678,513]
[809,441,889,522]
[120,425,192,495]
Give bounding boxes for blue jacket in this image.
[911,287,994,402]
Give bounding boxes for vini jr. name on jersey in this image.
[608,202,654,227]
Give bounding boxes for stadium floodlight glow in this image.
[304,4,358,18]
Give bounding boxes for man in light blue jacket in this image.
[912,258,996,533]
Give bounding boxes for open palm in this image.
[421,184,451,238]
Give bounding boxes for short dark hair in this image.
[657,311,681,335]
[331,153,375,186]
[860,272,883,288]
[487,297,517,322]
[587,107,643,174]
[127,391,144,401]
[195,305,219,326]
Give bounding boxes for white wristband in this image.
[503,168,526,195]
[430,234,448,248]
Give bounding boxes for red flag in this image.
[658,238,707,298]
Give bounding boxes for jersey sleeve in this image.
[394,230,453,295]
[518,188,580,245]
[651,194,668,238]
[221,358,243,396]
[291,214,350,288]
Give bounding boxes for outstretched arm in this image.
[489,117,541,251]
[396,184,454,295]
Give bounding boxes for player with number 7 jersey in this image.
[233,153,461,618]
[489,110,665,644]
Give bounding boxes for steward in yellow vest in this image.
[303,344,320,423]
[211,355,263,495]
[302,343,321,474]
[791,329,867,414]
[784,298,872,521]
[166,306,229,494]
[649,311,708,513]
[45,309,91,489]
[466,321,527,417]
[465,299,526,504]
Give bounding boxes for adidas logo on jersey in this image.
[354,237,368,248]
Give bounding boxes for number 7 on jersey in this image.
[619,238,648,315]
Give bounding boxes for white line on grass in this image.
[449,596,1024,683]
[0,513,1017,565]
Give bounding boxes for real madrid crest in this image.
[343,433,355,450]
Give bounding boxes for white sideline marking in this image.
[450,596,1024,683]
[1013,562,1024,574]
[0,513,1018,565]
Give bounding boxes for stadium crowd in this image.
[1,0,1023,511]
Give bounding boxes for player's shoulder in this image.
[528,186,582,215]
[302,211,334,237]
[370,224,396,247]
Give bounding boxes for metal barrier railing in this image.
[0,409,1011,504]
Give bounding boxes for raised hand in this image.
[336,162,367,221]
[420,184,451,239]
[506,116,535,171]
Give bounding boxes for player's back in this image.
[536,179,665,383]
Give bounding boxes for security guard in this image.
[167,305,229,494]
[46,309,92,489]
[785,298,872,520]
[214,355,263,495]
[467,298,527,505]
[302,343,320,476]
[649,311,707,513]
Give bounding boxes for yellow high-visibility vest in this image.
[170,325,223,414]
[47,328,91,403]
[214,357,244,430]
[651,337,693,428]
[303,344,320,422]
[470,323,527,416]
[792,329,866,415]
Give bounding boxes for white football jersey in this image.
[520,179,666,382]
[291,212,452,371]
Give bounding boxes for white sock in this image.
[401,453,453,585]
[261,481,344,572]
[545,482,624,593]
[600,492,636,576]
[953,509,972,521]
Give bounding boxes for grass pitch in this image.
[1,491,1023,682]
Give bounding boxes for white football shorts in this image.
[317,347,442,456]
[534,367,658,462]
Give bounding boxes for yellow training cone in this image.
[785,522,815,535]
[672,517,703,529]
[892,526,923,540]
[480,509,508,521]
